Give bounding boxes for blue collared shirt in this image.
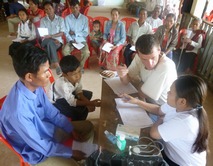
[103,20,126,46]
[0,80,73,164]
[40,14,65,44]
[64,13,88,43]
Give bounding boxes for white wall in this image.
[191,0,207,18]
[91,0,124,6]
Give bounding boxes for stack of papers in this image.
[38,28,48,37]
[104,77,138,95]
[115,98,153,128]
[72,43,85,50]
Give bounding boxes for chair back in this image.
[93,16,109,32]
[0,95,6,110]
[61,7,72,18]
[48,69,55,84]
[87,15,94,32]
[83,6,90,16]
[0,133,30,166]
[176,28,187,49]
[121,17,137,32]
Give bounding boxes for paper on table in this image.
[115,98,153,128]
[72,141,98,157]
[102,42,114,53]
[130,46,136,51]
[72,42,85,50]
[104,77,138,95]
[38,28,48,37]
[115,98,138,108]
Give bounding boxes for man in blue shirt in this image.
[62,0,90,69]
[7,0,25,37]
[0,44,94,165]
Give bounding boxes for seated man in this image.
[117,34,177,106]
[0,44,94,165]
[40,1,65,75]
[7,0,25,37]
[146,5,163,30]
[63,0,90,69]
[123,8,152,67]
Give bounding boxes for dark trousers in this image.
[9,40,36,57]
[162,150,179,166]
[123,44,135,67]
[173,49,197,73]
[53,90,92,121]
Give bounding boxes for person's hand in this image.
[110,45,117,50]
[69,30,75,35]
[91,99,101,107]
[119,93,138,105]
[183,38,192,44]
[116,64,128,78]
[72,150,86,161]
[53,39,60,46]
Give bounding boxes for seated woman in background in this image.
[9,8,36,57]
[27,0,45,28]
[99,8,126,71]
[173,17,204,74]
[154,13,178,59]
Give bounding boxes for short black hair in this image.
[28,0,39,5]
[111,8,120,14]
[139,7,147,14]
[166,13,176,21]
[12,44,49,79]
[93,20,101,25]
[135,34,160,54]
[43,1,53,8]
[83,0,89,6]
[18,8,28,16]
[70,0,79,6]
[59,55,80,74]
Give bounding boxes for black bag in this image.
[86,137,169,166]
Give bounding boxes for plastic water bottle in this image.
[117,134,126,151]
[104,130,117,145]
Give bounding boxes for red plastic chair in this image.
[0,96,30,166]
[93,16,109,33]
[83,6,90,16]
[87,15,94,32]
[61,7,72,18]
[120,17,137,32]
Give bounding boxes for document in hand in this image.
[72,141,98,157]
[72,42,85,50]
[37,28,48,37]
[102,42,114,53]
[130,46,136,51]
[115,98,153,128]
[104,77,138,95]
[12,38,24,42]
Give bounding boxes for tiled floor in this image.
[0,5,213,166]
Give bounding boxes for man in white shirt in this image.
[63,0,89,69]
[123,8,152,66]
[146,5,163,30]
[40,1,65,75]
[117,34,177,106]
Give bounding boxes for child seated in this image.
[47,55,101,121]
[89,20,103,55]
[9,8,36,57]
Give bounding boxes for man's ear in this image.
[25,73,33,82]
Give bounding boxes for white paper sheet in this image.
[38,28,48,37]
[72,42,85,50]
[72,141,98,157]
[130,46,136,51]
[104,77,138,95]
[115,98,153,128]
[102,42,114,53]
[12,38,24,42]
